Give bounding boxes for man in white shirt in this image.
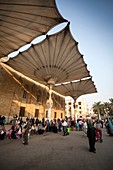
[62,120,68,136]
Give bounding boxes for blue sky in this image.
[54,0,113,108]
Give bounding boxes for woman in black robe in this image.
[87,119,96,153]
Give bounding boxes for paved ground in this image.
[0,126,113,170]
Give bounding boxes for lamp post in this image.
[73,103,76,123]
[73,99,77,123]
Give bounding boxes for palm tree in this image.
[93,101,102,120]
[92,99,113,119]
[109,98,113,116]
[109,98,113,104]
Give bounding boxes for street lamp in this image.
[73,101,78,123]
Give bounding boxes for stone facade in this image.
[0,66,65,122]
[65,96,89,120]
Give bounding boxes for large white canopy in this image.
[0,0,67,58]
[0,0,97,99]
[53,78,97,100]
[4,23,91,86]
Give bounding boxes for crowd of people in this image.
[0,115,88,142]
[0,116,84,141]
[0,115,113,152]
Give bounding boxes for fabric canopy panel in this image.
[0,62,50,97]
[53,78,97,100]
[4,23,90,86]
[0,0,67,58]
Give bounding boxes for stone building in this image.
[75,98,89,119]
[65,96,89,120]
[0,66,65,123]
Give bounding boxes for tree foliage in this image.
[93,98,113,117]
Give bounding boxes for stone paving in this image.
[0,126,113,170]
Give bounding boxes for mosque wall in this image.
[0,67,65,123]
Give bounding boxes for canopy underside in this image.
[5,24,90,86]
[0,0,67,58]
[0,0,97,100]
[53,78,97,100]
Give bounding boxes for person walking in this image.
[87,119,96,153]
[22,118,31,145]
[62,119,68,136]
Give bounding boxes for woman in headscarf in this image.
[87,119,96,153]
